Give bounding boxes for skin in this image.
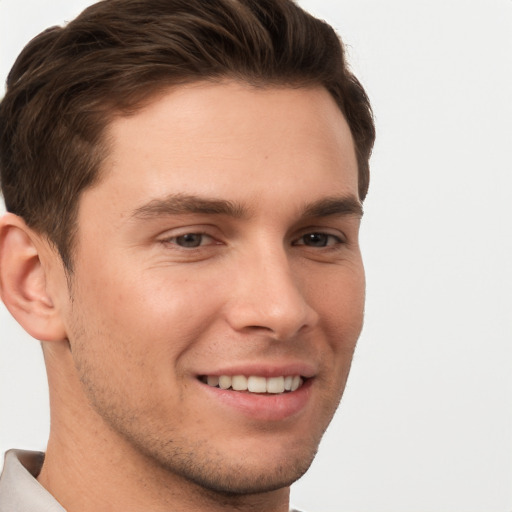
[0,81,365,512]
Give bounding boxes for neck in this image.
[38,342,290,512]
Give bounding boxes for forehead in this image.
[83,81,358,220]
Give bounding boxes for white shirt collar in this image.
[0,450,66,512]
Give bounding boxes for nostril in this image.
[246,325,274,332]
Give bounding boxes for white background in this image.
[1,1,511,511]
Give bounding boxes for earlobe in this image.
[0,213,67,342]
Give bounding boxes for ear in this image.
[0,213,67,342]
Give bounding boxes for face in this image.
[59,81,365,495]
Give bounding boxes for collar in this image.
[0,450,66,512]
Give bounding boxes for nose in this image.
[224,246,319,341]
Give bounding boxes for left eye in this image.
[295,233,342,247]
[171,233,211,248]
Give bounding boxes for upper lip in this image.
[195,362,317,379]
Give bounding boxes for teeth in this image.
[203,375,304,394]
[232,375,248,391]
[267,376,285,394]
[207,375,219,387]
[248,376,267,393]
[291,375,301,392]
[219,375,232,389]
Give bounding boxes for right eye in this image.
[162,233,215,248]
[175,233,207,248]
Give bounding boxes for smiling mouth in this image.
[199,375,305,394]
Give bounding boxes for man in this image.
[0,0,374,510]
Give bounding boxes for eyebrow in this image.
[301,196,364,219]
[131,193,363,220]
[131,194,248,219]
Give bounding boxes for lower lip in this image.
[198,378,313,422]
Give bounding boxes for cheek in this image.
[315,269,364,401]
[68,262,225,367]
[313,263,366,338]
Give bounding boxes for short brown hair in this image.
[0,0,375,269]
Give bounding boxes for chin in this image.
[166,448,317,496]
[130,431,320,497]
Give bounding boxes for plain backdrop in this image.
[1,1,511,511]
